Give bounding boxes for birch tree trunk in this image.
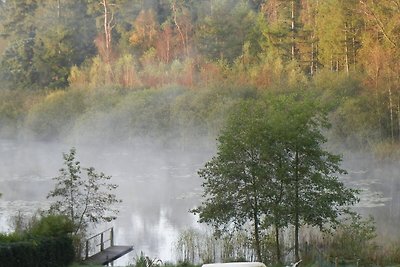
[310,35,315,75]
[389,86,394,142]
[351,22,357,71]
[291,0,296,61]
[374,64,383,140]
[171,1,188,57]
[57,0,61,18]
[344,23,349,75]
[101,0,114,63]
[397,97,400,141]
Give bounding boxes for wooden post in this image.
[86,240,89,259]
[101,232,104,251]
[111,227,114,247]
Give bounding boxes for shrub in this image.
[29,215,74,237]
[0,236,74,267]
[324,214,376,265]
[0,215,75,267]
[25,89,86,139]
[131,251,162,267]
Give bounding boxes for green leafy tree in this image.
[360,0,400,48]
[193,93,359,263]
[259,0,300,62]
[195,0,258,63]
[192,99,285,262]
[87,0,131,61]
[32,0,97,89]
[29,214,74,237]
[192,98,295,263]
[0,0,38,38]
[0,0,38,89]
[270,94,359,261]
[47,148,121,236]
[0,0,96,89]
[258,0,321,74]
[316,0,362,73]
[357,0,400,143]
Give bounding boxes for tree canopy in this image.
[192,93,359,263]
[47,147,121,236]
[0,0,399,147]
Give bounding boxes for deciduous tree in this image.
[193,93,359,263]
[271,94,359,260]
[47,148,121,236]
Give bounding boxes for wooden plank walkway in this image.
[82,227,133,265]
[83,245,133,265]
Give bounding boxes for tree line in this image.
[0,2,399,264]
[0,0,399,148]
[1,1,399,85]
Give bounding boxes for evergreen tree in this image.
[316,0,362,73]
[195,0,257,63]
[0,0,96,89]
[32,0,97,88]
[0,0,38,89]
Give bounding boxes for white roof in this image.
[202,262,266,267]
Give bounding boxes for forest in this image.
[0,1,400,266]
[0,0,398,155]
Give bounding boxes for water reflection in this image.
[0,140,210,265]
[0,140,399,265]
[342,152,400,242]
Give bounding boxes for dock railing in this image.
[84,227,114,260]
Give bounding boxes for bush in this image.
[0,236,74,267]
[29,215,74,237]
[25,89,86,139]
[0,215,75,267]
[0,90,39,137]
[324,214,376,265]
[130,251,163,267]
[0,232,23,243]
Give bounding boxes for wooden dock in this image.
[84,245,133,265]
[82,227,133,265]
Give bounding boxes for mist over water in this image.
[341,152,400,241]
[0,137,399,265]
[0,0,399,265]
[0,138,213,265]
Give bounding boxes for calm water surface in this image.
[0,139,211,264]
[0,139,398,265]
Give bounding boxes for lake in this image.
[0,139,398,265]
[0,139,212,265]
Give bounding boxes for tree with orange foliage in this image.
[129,9,159,52]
